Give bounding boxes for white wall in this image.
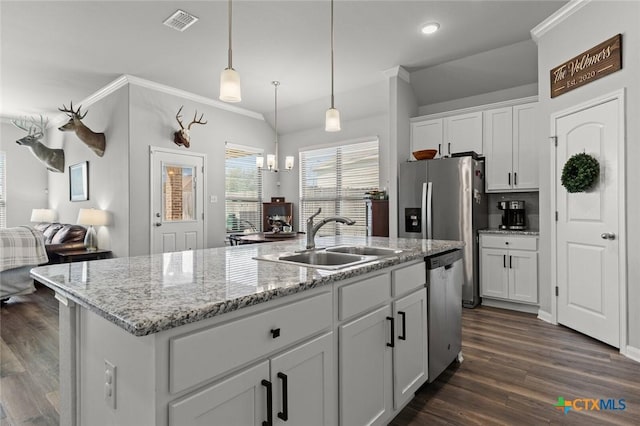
[535,1,640,347]
[128,84,277,254]
[0,121,49,227]
[47,86,130,257]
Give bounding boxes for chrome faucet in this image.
[306,208,356,250]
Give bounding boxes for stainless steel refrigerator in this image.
[398,156,487,307]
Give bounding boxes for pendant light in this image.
[325,0,341,132]
[219,0,241,102]
[257,81,295,172]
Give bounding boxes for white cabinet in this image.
[480,234,538,306]
[484,102,538,192]
[410,111,482,158]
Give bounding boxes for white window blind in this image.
[0,152,6,228]
[225,145,262,233]
[299,139,379,236]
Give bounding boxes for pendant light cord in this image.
[273,81,279,168]
[228,0,233,69]
[330,0,335,109]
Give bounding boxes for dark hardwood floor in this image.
[2,285,639,425]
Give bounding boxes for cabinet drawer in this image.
[339,273,390,320]
[480,235,537,251]
[392,262,426,296]
[170,292,332,393]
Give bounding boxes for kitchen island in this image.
[32,236,464,426]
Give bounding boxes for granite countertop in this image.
[31,236,463,337]
[478,229,540,236]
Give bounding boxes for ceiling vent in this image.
[163,10,199,32]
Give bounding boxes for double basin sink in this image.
[254,245,404,270]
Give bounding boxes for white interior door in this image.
[151,148,205,254]
[555,97,622,348]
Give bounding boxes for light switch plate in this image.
[104,360,117,409]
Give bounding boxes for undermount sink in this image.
[279,251,372,267]
[325,245,403,256]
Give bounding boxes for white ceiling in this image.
[1,0,566,129]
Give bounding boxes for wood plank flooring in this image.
[1,285,639,425]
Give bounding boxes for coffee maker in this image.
[497,200,526,230]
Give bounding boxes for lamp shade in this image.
[31,208,57,222]
[285,156,295,171]
[77,208,109,226]
[256,156,264,169]
[219,68,242,102]
[325,108,341,132]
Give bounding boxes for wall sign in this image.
[550,34,622,98]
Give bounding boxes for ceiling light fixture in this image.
[325,0,341,132]
[257,81,294,172]
[219,0,241,102]
[421,22,440,35]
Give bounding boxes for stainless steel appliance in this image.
[399,156,488,307]
[426,249,464,382]
[497,200,526,230]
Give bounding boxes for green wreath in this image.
[561,153,600,193]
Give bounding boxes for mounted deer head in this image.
[12,115,65,173]
[173,106,207,148]
[58,102,106,157]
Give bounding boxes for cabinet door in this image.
[410,119,443,155]
[508,250,538,304]
[392,289,428,409]
[484,107,514,192]
[339,305,392,426]
[444,111,483,155]
[480,248,509,299]
[169,361,269,426]
[512,103,539,191]
[270,333,334,426]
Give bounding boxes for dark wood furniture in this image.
[262,202,293,232]
[366,199,389,237]
[53,249,112,263]
[229,232,305,245]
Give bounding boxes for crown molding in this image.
[531,0,591,43]
[382,66,410,84]
[48,74,264,127]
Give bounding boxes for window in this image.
[0,152,5,228]
[225,144,263,233]
[299,138,379,236]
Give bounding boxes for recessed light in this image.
[421,23,440,35]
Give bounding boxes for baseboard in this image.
[624,345,640,363]
[481,298,539,314]
[537,309,555,324]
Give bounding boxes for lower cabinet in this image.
[170,332,333,426]
[480,234,538,306]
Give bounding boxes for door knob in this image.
[154,222,162,227]
[600,232,616,240]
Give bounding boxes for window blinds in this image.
[299,139,379,236]
[0,152,5,228]
[225,145,262,233]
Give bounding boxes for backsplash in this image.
[486,192,539,231]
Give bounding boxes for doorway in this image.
[150,147,206,253]
[551,90,626,349]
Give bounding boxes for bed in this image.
[1,226,49,302]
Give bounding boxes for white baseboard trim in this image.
[481,298,538,314]
[537,309,555,324]
[624,345,640,363]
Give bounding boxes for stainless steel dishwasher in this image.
[426,249,464,382]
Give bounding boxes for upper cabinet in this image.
[410,111,482,158]
[484,102,538,192]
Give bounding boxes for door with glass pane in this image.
[150,148,205,254]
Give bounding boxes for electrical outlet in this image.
[104,360,117,409]
[210,195,218,203]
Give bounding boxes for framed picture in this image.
[69,161,89,201]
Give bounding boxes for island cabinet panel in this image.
[392,288,428,409]
[169,361,269,426]
[170,291,332,393]
[392,261,426,296]
[339,305,393,426]
[338,272,390,320]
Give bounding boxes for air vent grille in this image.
[163,10,199,32]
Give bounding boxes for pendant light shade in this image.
[219,0,241,103]
[325,0,341,132]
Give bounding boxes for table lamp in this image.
[30,208,57,223]
[77,208,109,251]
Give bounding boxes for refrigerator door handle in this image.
[421,182,428,239]
[426,182,433,239]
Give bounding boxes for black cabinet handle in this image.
[508,172,511,185]
[270,328,280,339]
[510,255,512,269]
[438,143,441,156]
[514,172,518,186]
[277,372,288,421]
[503,255,506,268]
[448,142,451,155]
[261,379,273,426]
[398,311,407,341]
[386,316,395,347]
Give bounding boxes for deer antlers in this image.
[58,101,88,119]
[174,106,207,148]
[11,115,48,137]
